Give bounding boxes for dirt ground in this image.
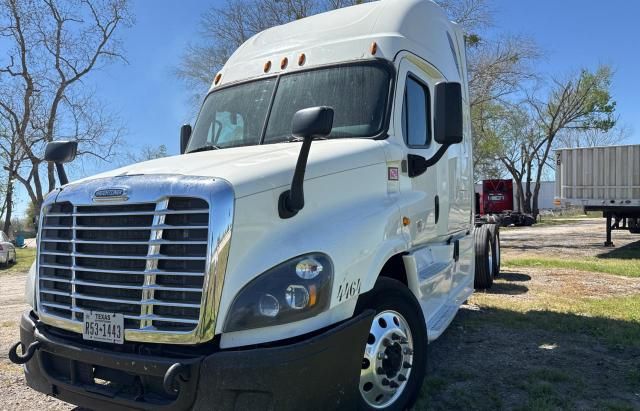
[503,218,638,259]
[0,271,73,411]
[0,219,639,410]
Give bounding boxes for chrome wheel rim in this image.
[359,310,414,409]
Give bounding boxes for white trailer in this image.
[11,1,501,410]
[555,144,640,246]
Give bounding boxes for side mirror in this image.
[434,82,463,145]
[180,124,192,154]
[44,140,78,164]
[291,106,334,140]
[44,141,78,186]
[407,83,463,178]
[279,106,334,219]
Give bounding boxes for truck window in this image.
[402,76,432,147]
[264,64,390,143]
[187,62,392,153]
[188,78,276,151]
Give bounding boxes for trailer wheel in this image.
[355,277,427,411]
[522,215,535,226]
[474,225,494,289]
[487,224,501,276]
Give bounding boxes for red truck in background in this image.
[475,179,536,227]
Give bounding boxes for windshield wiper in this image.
[188,144,222,154]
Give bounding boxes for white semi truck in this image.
[556,144,640,246]
[10,0,500,409]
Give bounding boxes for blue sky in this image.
[9,0,640,215]
[491,0,639,143]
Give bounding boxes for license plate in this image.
[83,311,124,344]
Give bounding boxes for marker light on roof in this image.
[214,72,222,85]
[264,60,272,73]
[298,53,306,66]
[370,41,378,55]
[280,57,288,70]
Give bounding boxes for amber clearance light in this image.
[370,41,378,55]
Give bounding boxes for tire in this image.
[522,215,535,226]
[487,224,500,276]
[474,225,494,289]
[355,277,427,411]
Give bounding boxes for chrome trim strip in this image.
[40,251,207,260]
[42,239,208,245]
[41,277,202,292]
[43,225,208,230]
[40,303,200,325]
[40,263,205,277]
[72,292,201,308]
[46,209,208,217]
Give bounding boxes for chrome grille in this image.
[38,197,210,333]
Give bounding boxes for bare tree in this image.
[0,111,26,233]
[438,0,492,34]
[0,0,132,210]
[523,66,616,215]
[125,144,168,164]
[556,124,629,148]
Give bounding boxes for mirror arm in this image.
[424,143,451,168]
[278,137,313,218]
[407,144,451,178]
[55,163,69,185]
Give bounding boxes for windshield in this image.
[186,62,391,152]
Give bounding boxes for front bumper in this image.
[16,310,373,411]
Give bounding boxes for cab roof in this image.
[212,0,462,90]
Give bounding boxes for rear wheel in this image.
[474,225,494,289]
[487,224,500,276]
[356,277,427,411]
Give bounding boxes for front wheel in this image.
[355,277,427,411]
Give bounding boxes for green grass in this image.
[0,247,35,274]
[503,257,640,277]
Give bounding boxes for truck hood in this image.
[74,139,387,198]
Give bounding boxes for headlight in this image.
[224,253,333,332]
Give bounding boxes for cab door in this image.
[396,57,450,245]
[395,57,453,318]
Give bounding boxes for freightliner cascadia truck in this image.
[9,0,500,409]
